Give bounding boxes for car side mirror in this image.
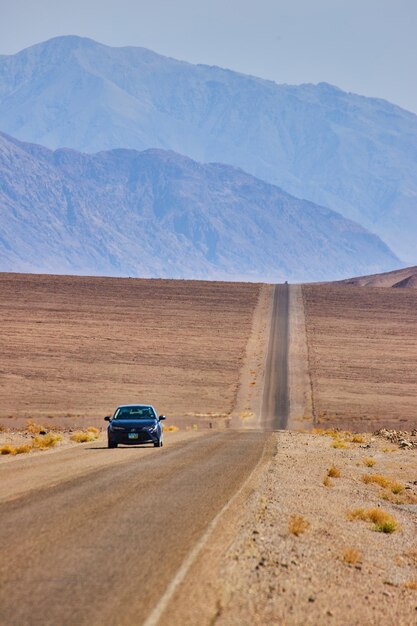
[159,415,166,421]
[104,416,111,421]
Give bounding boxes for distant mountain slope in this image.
[0,132,399,281]
[0,36,416,262]
[341,266,417,288]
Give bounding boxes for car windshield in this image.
[113,406,156,420]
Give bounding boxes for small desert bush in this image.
[403,581,417,591]
[348,507,399,533]
[332,439,348,449]
[405,547,417,563]
[323,475,332,487]
[0,442,35,455]
[349,434,366,444]
[362,473,405,494]
[364,457,375,467]
[327,465,341,478]
[86,426,100,435]
[0,444,16,455]
[341,548,362,565]
[70,430,98,443]
[362,474,390,489]
[33,433,62,449]
[163,424,179,432]
[26,420,46,434]
[289,515,310,536]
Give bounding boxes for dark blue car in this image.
[105,404,166,448]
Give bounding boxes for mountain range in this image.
[0,36,416,263]
[0,132,398,281]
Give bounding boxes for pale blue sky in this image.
[2,0,417,113]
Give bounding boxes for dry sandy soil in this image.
[302,284,417,431]
[164,430,417,626]
[0,273,261,428]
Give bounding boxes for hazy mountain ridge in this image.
[1,36,417,262]
[0,132,399,281]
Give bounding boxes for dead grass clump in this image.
[289,515,310,536]
[364,457,375,467]
[14,444,32,454]
[163,425,179,432]
[404,547,417,563]
[350,434,366,444]
[341,548,362,565]
[70,431,97,443]
[348,507,399,533]
[26,420,46,434]
[323,475,332,487]
[362,473,405,494]
[327,465,341,478]
[0,444,16,455]
[403,581,417,591]
[332,439,348,449]
[86,426,100,435]
[362,474,390,489]
[33,433,62,449]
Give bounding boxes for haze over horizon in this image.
[2,0,417,114]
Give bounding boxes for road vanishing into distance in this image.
[0,284,290,625]
[261,283,290,429]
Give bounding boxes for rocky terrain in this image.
[0,133,399,281]
[1,35,417,261]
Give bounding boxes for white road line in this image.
[142,436,269,626]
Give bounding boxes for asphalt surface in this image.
[261,283,290,429]
[0,431,268,626]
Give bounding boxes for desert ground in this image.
[303,284,417,431]
[0,273,262,428]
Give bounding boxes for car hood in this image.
[110,419,157,429]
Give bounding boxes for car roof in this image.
[116,404,156,409]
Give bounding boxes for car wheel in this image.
[108,441,118,448]
[154,439,162,447]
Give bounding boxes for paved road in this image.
[0,431,268,626]
[261,283,290,429]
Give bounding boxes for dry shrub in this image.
[403,581,417,591]
[289,515,310,536]
[33,433,62,449]
[362,473,405,494]
[332,439,348,449]
[1,443,34,455]
[26,420,46,434]
[405,547,417,563]
[364,457,375,467]
[86,426,100,435]
[323,475,332,487]
[350,434,366,444]
[342,548,362,565]
[327,465,341,478]
[348,507,398,533]
[0,444,16,455]
[14,444,32,454]
[362,474,390,489]
[70,431,97,443]
[163,425,179,432]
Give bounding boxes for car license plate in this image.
[128,433,139,439]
